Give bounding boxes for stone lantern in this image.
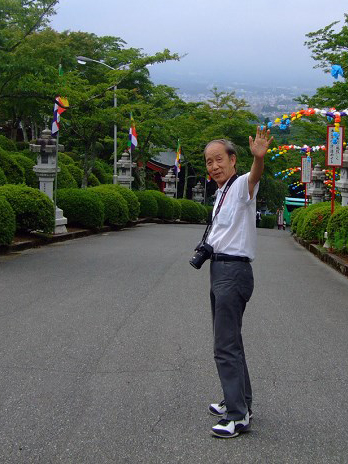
[116,151,135,188]
[162,168,176,197]
[192,181,204,203]
[336,147,348,206]
[30,128,67,234]
[310,163,326,204]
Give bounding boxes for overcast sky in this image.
[51,0,348,91]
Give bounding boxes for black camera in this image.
[189,242,213,269]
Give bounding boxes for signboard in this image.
[301,156,312,183]
[326,125,344,167]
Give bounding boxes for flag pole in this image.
[54,132,59,212]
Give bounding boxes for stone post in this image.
[116,151,135,188]
[336,147,348,206]
[310,163,326,204]
[192,181,204,203]
[30,128,67,234]
[162,168,176,197]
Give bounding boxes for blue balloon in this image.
[267,122,273,128]
[331,64,344,79]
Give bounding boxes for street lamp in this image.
[76,55,129,184]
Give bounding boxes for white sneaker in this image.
[212,412,250,438]
[209,400,253,419]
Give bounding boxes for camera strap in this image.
[201,174,238,244]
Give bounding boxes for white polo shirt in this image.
[206,173,259,261]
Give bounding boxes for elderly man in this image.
[204,127,273,438]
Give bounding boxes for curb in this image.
[293,235,348,278]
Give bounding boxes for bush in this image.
[16,141,30,151]
[93,160,113,184]
[68,165,84,187]
[87,173,100,187]
[327,206,348,252]
[295,202,331,238]
[196,202,208,222]
[0,135,16,151]
[300,203,334,242]
[58,152,75,165]
[0,196,16,245]
[100,185,140,220]
[134,190,158,218]
[171,198,182,220]
[56,188,104,229]
[0,148,25,184]
[0,167,7,186]
[0,184,54,233]
[259,214,276,229]
[148,190,174,220]
[89,186,129,225]
[12,153,38,188]
[57,163,78,189]
[178,199,202,223]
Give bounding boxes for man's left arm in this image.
[248,126,274,199]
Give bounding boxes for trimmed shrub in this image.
[0,167,7,186]
[100,185,140,221]
[259,214,276,229]
[171,198,182,220]
[16,141,30,151]
[0,184,54,233]
[87,173,100,187]
[0,148,25,184]
[58,152,75,165]
[57,163,78,189]
[19,149,36,162]
[0,135,16,152]
[56,188,104,229]
[295,202,331,238]
[134,190,158,218]
[301,203,334,242]
[12,154,38,188]
[178,199,202,223]
[327,206,348,252]
[93,160,113,184]
[148,190,174,220]
[196,202,208,222]
[0,196,16,245]
[68,165,84,187]
[290,207,303,228]
[89,186,129,225]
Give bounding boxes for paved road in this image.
[0,224,347,464]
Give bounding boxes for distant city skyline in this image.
[51,1,348,93]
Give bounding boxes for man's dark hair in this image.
[204,139,238,159]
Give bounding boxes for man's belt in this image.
[211,253,250,262]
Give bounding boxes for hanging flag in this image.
[206,174,211,182]
[51,96,69,136]
[175,139,181,173]
[127,112,138,152]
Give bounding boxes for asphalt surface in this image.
[0,224,347,464]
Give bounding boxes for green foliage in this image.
[301,203,334,242]
[196,202,208,222]
[178,199,203,223]
[89,186,129,225]
[290,207,303,227]
[97,185,140,220]
[0,196,16,245]
[148,190,174,220]
[68,164,84,187]
[134,190,158,218]
[16,141,30,151]
[293,202,329,237]
[327,206,348,252]
[92,160,113,184]
[0,148,25,184]
[58,152,75,165]
[0,167,7,185]
[57,164,78,189]
[87,173,100,187]
[0,184,54,233]
[56,188,104,229]
[259,214,276,229]
[0,135,16,151]
[12,153,38,187]
[171,198,182,220]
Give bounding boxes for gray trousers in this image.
[210,260,254,420]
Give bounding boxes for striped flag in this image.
[175,139,181,173]
[127,112,138,152]
[51,96,69,136]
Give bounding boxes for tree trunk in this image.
[21,121,28,142]
[138,162,146,190]
[183,162,189,198]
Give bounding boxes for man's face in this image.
[205,142,236,188]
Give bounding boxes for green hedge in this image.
[0,148,25,184]
[148,190,174,220]
[0,184,54,233]
[87,173,100,187]
[16,141,30,151]
[259,214,276,229]
[57,188,104,229]
[12,153,38,188]
[134,190,158,218]
[327,206,348,252]
[0,196,16,245]
[0,135,16,152]
[68,165,84,187]
[300,203,334,242]
[0,167,7,185]
[99,185,140,221]
[178,199,202,223]
[295,202,331,238]
[89,186,129,225]
[57,163,78,189]
[171,198,182,220]
[58,152,75,165]
[93,160,113,184]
